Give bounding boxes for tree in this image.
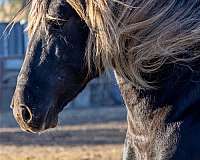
[0,0,27,22]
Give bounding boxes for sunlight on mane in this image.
[14,0,200,88]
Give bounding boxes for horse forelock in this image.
[15,0,200,89]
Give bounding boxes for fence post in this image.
[0,59,3,109]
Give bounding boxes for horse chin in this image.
[43,114,59,131]
[35,114,59,133]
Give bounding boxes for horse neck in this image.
[114,67,200,159]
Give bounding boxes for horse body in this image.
[10,0,200,159]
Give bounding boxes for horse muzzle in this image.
[11,88,58,133]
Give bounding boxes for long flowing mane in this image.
[14,0,200,88]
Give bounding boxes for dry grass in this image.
[0,145,123,160]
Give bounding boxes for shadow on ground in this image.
[0,106,126,127]
[0,125,126,146]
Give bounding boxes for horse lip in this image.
[21,121,50,133]
[13,107,56,133]
[20,127,37,133]
[25,116,58,133]
[24,127,43,133]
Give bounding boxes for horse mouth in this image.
[24,120,58,133]
[19,115,58,133]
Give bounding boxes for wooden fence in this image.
[0,56,23,111]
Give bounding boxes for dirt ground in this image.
[0,106,127,160]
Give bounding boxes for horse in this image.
[10,0,200,159]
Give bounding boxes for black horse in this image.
[11,0,200,159]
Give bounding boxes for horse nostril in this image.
[20,105,32,123]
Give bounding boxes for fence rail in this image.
[0,56,23,110]
[0,22,27,57]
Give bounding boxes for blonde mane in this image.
[15,0,200,88]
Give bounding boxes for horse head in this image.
[11,0,96,133]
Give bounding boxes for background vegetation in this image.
[0,0,26,22]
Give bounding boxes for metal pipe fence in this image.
[0,23,123,112]
[0,56,23,111]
